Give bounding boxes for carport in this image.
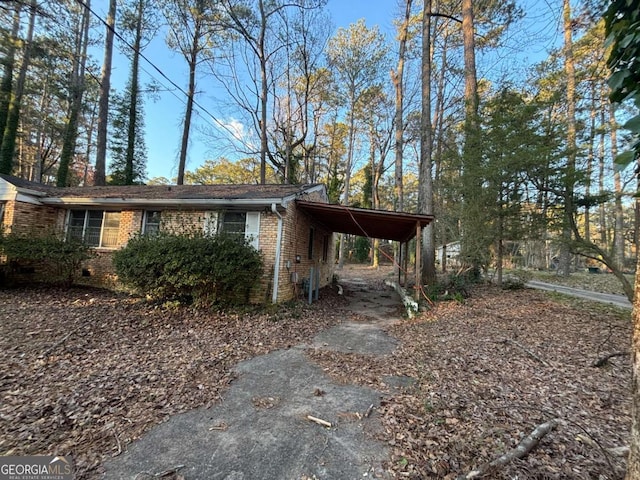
[296,200,434,294]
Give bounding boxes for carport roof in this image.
[296,200,434,243]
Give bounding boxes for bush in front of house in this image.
[0,231,93,286]
[113,232,264,306]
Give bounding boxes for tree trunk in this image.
[461,0,481,270]
[124,0,144,185]
[0,0,36,176]
[57,0,91,187]
[559,0,576,277]
[258,0,268,185]
[393,0,412,213]
[177,17,201,186]
[598,94,607,246]
[434,24,449,274]
[0,4,21,161]
[338,93,357,270]
[585,82,597,243]
[627,255,640,479]
[610,103,625,270]
[94,0,117,186]
[391,0,412,278]
[419,0,436,285]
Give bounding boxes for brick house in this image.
[0,174,434,303]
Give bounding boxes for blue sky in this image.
[100,0,561,182]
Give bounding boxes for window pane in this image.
[101,212,120,247]
[220,212,246,236]
[87,211,103,228]
[68,211,85,242]
[144,211,161,235]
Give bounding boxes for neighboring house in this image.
[0,174,434,303]
[436,241,461,269]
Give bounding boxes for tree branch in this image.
[458,419,558,479]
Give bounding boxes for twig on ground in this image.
[307,415,332,428]
[458,419,558,479]
[499,338,550,367]
[591,351,628,368]
[364,404,374,418]
[42,331,74,357]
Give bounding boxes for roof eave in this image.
[40,197,289,209]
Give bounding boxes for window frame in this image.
[216,210,260,250]
[143,210,162,235]
[67,209,121,249]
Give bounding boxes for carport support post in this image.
[403,242,409,287]
[415,222,422,301]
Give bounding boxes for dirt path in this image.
[102,268,403,480]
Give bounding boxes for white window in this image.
[216,211,260,249]
[68,210,120,248]
[143,211,161,235]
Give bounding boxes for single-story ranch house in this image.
[0,174,433,303]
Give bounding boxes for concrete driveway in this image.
[102,276,403,480]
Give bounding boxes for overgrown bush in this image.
[423,270,479,302]
[353,236,371,263]
[0,231,93,286]
[113,233,264,306]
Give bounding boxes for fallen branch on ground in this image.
[499,339,551,367]
[134,464,185,479]
[307,415,332,428]
[591,351,628,368]
[41,331,74,357]
[458,419,558,479]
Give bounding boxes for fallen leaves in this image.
[0,273,632,480]
[0,286,346,479]
[310,281,631,479]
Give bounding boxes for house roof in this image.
[0,174,325,208]
[296,200,434,243]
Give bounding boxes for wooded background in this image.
[0,0,636,288]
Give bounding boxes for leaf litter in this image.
[0,286,346,479]
[0,280,632,480]
[309,283,631,479]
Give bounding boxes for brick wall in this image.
[3,199,336,304]
[275,201,335,302]
[3,200,59,235]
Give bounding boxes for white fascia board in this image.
[16,192,44,205]
[0,184,44,206]
[40,197,288,209]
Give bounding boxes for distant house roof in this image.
[0,174,326,209]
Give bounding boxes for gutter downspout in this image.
[271,203,283,303]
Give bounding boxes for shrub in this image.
[0,231,93,286]
[423,270,478,302]
[113,233,264,306]
[353,236,370,263]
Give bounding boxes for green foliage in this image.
[108,85,147,185]
[605,0,640,163]
[353,236,370,263]
[423,271,478,302]
[113,232,264,306]
[0,231,92,285]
